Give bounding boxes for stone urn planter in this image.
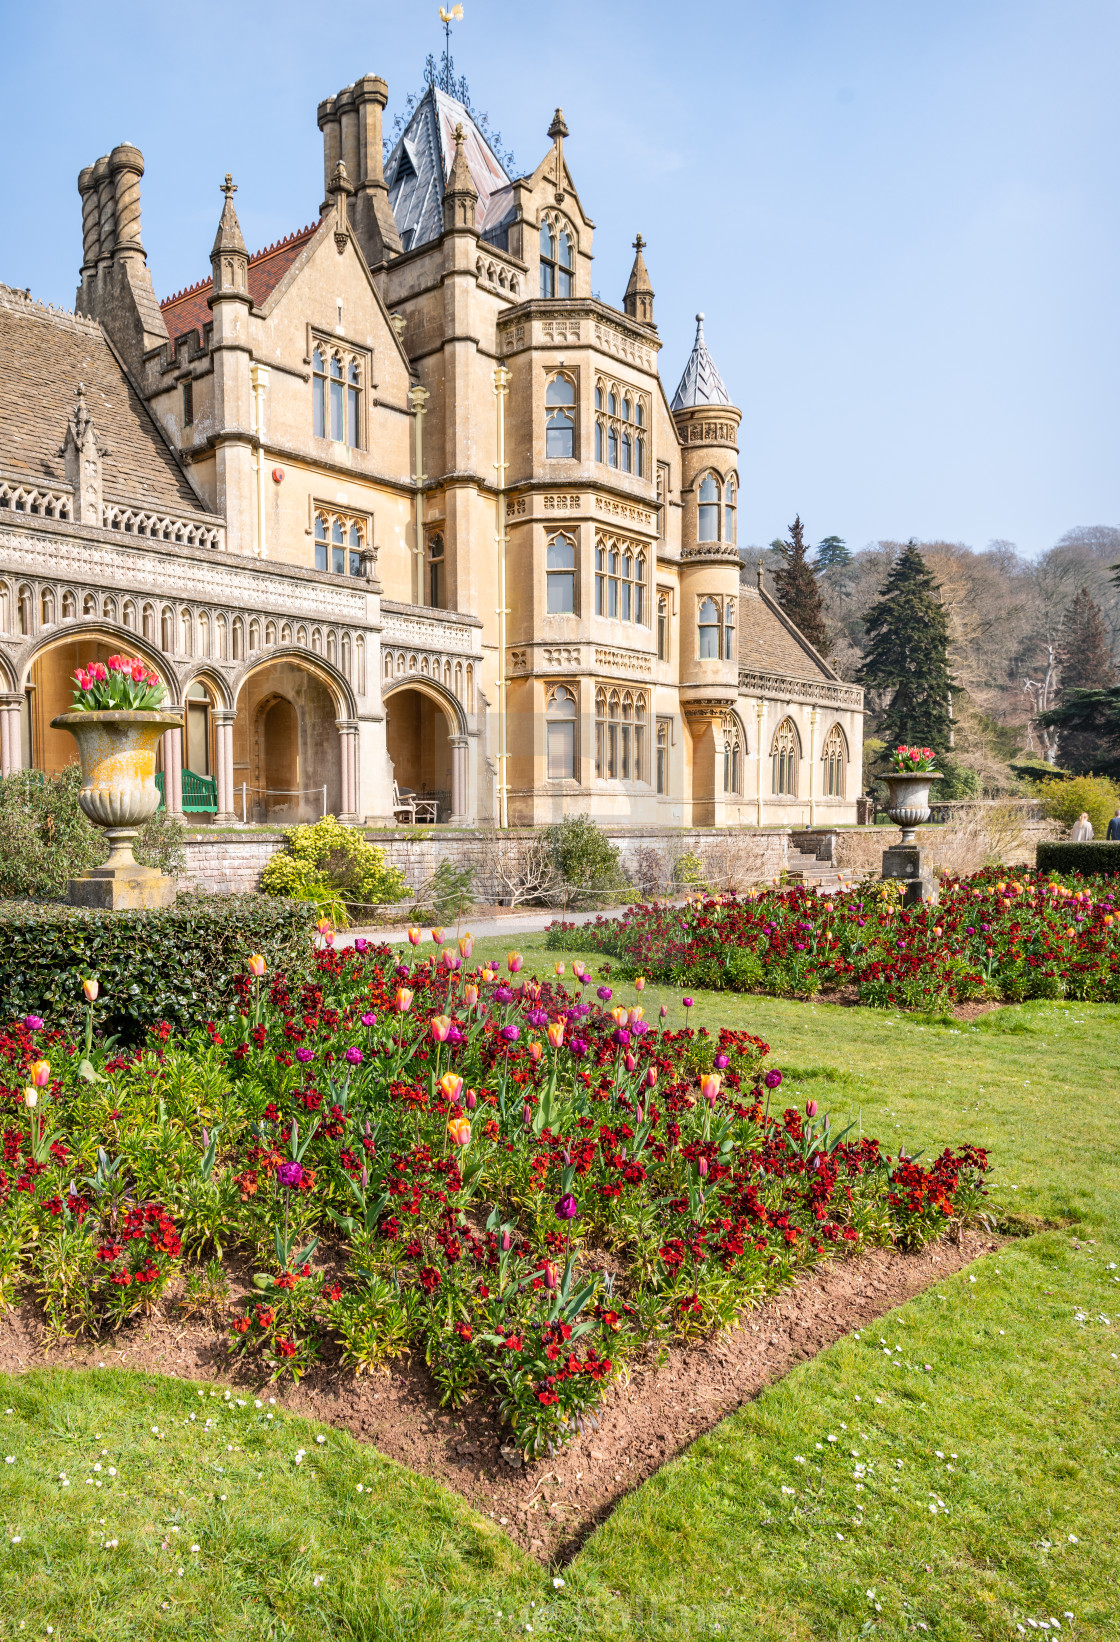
[50,709,183,910]
[883,770,942,846]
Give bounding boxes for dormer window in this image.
[540,218,573,297]
[545,375,576,459]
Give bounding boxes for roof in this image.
[160,221,320,343]
[738,582,838,681]
[0,284,201,511]
[386,86,512,251]
[671,313,731,410]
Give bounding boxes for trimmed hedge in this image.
[1037,841,1120,876]
[0,893,316,1042]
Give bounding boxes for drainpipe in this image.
[408,384,429,606]
[493,363,511,829]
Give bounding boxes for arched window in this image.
[198,610,210,655]
[314,514,328,572]
[330,517,345,576]
[427,532,445,608]
[547,534,576,613]
[724,475,737,544]
[182,610,194,657]
[607,424,618,467]
[546,684,577,780]
[821,723,847,797]
[698,597,720,659]
[356,634,367,695]
[312,346,326,438]
[608,391,617,417]
[595,420,604,463]
[18,585,32,635]
[348,523,362,577]
[621,431,632,473]
[595,384,603,410]
[466,662,474,713]
[622,396,632,423]
[621,551,634,621]
[635,435,645,477]
[698,474,720,542]
[771,718,800,797]
[557,229,574,297]
[634,552,646,625]
[539,220,556,297]
[216,613,228,659]
[40,590,54,626]
[595,687,615,779]
[723,718,743,795]
[232,617,244,661]
[184,682,211,777]
[347,360,361,450]
[724,597,735,661]
[620,691,635,780]
[545,375,576,459]
[142,603,156,643]
[327,629,337,665]
[657,591,669,660]
[248,618,260,653]
[656,717,669,794]
[329,354,345,441]
[341,632,351,678]
[62,590,77,620]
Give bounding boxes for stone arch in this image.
[383,674,467,820]
[231,650,354,823]
[382,673,466,735]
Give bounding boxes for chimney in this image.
[352,73,401,263]
[317,94,342,214]
[75,145,169,376]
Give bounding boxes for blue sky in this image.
[2,0,1116,558]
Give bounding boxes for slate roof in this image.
[738,582,837,681]
[160,222,320,343]
[0,284,201,511]
[386,86,512,251]
[671,313,732,410]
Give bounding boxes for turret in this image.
[623,233,655,327]
[442,123,478,233]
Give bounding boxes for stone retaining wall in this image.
[178,826,792,899]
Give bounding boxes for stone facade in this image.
[1,70,862,829]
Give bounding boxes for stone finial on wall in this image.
[60,383,105,526]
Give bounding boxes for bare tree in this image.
[476,825,559,908]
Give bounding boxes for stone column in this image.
[213,710,236,822]
[0,695,22,777]
[450,734,469,823]
[336,720,359,822]
[170,723,184,818]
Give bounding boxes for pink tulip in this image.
[429,1015,452,1043]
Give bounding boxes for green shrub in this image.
[0,893,315,1041]
[0,765,186,900]
[937,757,983,799]
[542,816,628,908]
[260,816,408,927]
[671,850,708,891]
[1036,773,1120,839]
[1036,841,1120,877]
[411,859,476,921]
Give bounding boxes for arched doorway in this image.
[233,657,343,822]
[384,683,462,821]
[21,633,170,776]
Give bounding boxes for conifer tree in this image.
[1058,586,1116,695]
[814,534,852,572]
[773,515,829,654]
[857,541,954,754]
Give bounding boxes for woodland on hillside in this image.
[748,525,1120,792]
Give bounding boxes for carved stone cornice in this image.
[738,668,864,710]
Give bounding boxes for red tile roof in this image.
[160,222,320,342]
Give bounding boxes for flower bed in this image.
[546,868,1120,1011]
[0,942,987,1458]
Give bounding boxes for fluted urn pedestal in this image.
[50,710,183,910]
[881,771,942,907]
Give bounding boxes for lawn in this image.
[2,927,1117,1639]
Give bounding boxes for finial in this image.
[548,108,569,141]
[221,173,237,199]
[454,122,465,147]
[756,558,764,588]
[633,233,646,255]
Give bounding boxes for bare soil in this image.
[0,1230,998,1564]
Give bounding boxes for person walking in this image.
[1107,808,1120,842]
[1070,812,1094,841]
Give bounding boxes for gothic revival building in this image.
[0,71,862,826]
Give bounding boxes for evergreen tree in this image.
[857,541,954,754]
[1058,586,1116,695]
[814,534,852,572]
[1041,689,1120,778]
[773,515,829,654]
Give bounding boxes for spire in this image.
[623,232,655,326]
[61,382,105,525]
[671,312,732,410]
[209,174,250,302]
[442,122,478,232]
[548,108,568,204]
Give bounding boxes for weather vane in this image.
[438,5,463,91]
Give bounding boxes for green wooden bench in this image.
[154,769,218,814]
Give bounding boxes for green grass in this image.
[3,929,1118,1638]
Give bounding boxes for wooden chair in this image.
[392,780,417,823]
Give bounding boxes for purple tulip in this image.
[764,1069,783,1089]
[354,938,368,953]
[296,1048,315,1063]
[501,1023,521,1043]
[631,1020,650,1037]
[682,997,694,1009]
[613,1028,631,1048]
[714,1053,730,1069]
[345,1046,363,1065]
[493,986,514,1005]
[555,1192,578,1221]
[276,1160,304,1189]
[806,1099,818,1118]
[597,986,613,1002]
[525,1008,548,1028]
[360,1012,377,1027]
[23,1016,44,1031]
[568,1037,588,1058]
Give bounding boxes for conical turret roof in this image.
[671,312,731,410]
[210,175,247,258]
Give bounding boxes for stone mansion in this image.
[0,70,863,827]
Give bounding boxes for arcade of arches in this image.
[232,661,349,824]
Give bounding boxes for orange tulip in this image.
[440,946,461,972]
[699,1071,721,1105]
[247,954,266,978]
[395,988,414,1013]
[431,928,445,945]
[439,1071,464,1103]
[407,926,423,946]
[527,1042,543,1064]
[430,1014,452,1043]
[447,1115,472,1148]
[28,1060,50,1089]
[464,984,479,1008]
[610,1006,629,1028]
[82,977,99,1002]
[459,934,474,959]
[546,1021,565,1049]
[554,962,565,976]
[634,976,646,992]
[507,951,524,974]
